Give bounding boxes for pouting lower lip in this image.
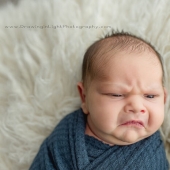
[121,120,144,127]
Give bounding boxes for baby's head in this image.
[77,31,167,146]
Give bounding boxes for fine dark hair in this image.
[82,30,164,88]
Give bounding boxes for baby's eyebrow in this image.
[145,84,163,90]
[98,82,163,91]
[98,82,130,89]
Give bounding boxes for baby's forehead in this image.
[93,37,160,69]
[96,36,156,59]
[91,40,163,83]
[82,33,164,87]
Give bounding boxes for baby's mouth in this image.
[121,120,144,128]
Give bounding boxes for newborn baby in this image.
[30,31,169,170]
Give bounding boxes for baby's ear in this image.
[77,82,88,114]
[164,88,168,104]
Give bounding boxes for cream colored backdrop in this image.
[0,0,170,169]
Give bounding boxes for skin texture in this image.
[77,50,167,146]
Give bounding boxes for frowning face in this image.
[78,50,166,145]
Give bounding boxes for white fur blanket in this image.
[0,0,170,169]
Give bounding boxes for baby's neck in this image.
[85,123,114,146]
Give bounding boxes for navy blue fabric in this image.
[30,109,169,170]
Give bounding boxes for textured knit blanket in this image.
[30,109,169,170]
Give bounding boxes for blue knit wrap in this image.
[30,109,169,170]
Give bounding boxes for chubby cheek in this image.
[147,104,164,133]
[86,95,120,132]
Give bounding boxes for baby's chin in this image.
[85,123,150,146]
[87,131,147,146]
[119,131,144,144]
[112,127,149,145]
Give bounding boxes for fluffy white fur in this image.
[0,0,170,169]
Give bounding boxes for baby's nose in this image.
[124,95,146,114]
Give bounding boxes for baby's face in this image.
[78,50,166,145]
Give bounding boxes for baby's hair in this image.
[82,30,165,88]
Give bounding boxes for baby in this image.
[30,31,169,170]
